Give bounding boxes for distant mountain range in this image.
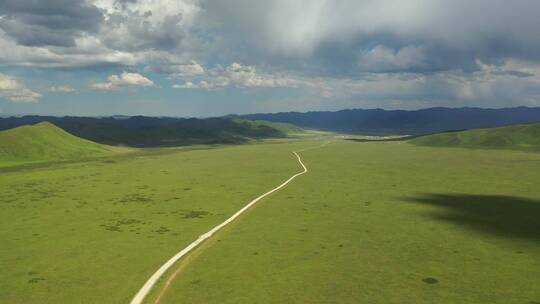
[236,107,540,135]
[3,107,540,144]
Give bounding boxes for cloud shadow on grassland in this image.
[403,194,540,243]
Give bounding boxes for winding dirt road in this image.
[130,142,328,304]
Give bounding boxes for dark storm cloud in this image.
[200,0,540,76]
[1,0,539,75]
[0,0,103,47]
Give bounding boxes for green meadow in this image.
[0,139,312,303]
[151,140,540,304]
[1,126,540,304]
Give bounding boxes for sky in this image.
[0,0,540,117]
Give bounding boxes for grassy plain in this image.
[2,130,540,304]
[152,140,540,304]
[0,139,317,303]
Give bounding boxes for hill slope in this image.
[0,122,114,162]
[238,107,540,135]
[234,119,305,136]
[0,117,297,147]
[410,123,540,150]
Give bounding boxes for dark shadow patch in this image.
[403,194,540,243]
[100,218,143,232]
[347,136,415,143]
[154,226,170,234]
[115,194,153,204]
[28,277,45,284]
[181,210,209,219]
[104,225,122,232]
[422,277,439,284]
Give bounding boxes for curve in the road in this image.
[130,142,328,304]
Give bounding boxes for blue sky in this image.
[1,0,540,117]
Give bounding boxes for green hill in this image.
[235,119,305,136]
[64,118,289,147]
[0,116,305,147]
[410,123,540,150]
[0,122,117,162]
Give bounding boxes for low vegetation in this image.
[152,140,540,304]
[0,139,307,303]
[1,122,539,304]
[410,123,540,150]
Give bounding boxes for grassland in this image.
[150,140,540,304]
[0,139,314,303]
[1,130,540,303]
[411,122,540,150]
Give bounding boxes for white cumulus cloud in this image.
[92,71,154,90]
[0,73,41,102]
[155,60,205,78]
[172,62,305,89]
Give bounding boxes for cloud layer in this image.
[203,1,540,71]
[48,85,76,93]
[0,0,539,110]
[173,62,305,89]
[0,0,103,47]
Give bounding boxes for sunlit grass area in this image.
[153,140,540,304]
[0,139,320,303]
